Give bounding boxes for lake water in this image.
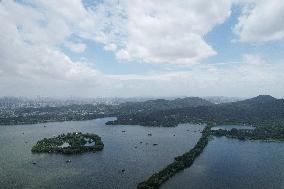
[162,136,284,189]
[0,117,204,189]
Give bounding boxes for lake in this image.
[162,136,284,189]
[0,117,204,189]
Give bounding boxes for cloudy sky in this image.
[0,0,284,98]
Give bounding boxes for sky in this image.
[0,0,284,98]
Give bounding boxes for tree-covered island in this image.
[31,132,104,154]
[211,126,284,141]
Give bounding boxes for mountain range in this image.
[108,95,284,128]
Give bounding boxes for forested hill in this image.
[1,95,283,128]
[114,97,213,115]
[107,95,284,128]
[221,95,277,106]
[0,96,212,125]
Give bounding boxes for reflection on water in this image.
[0,117,203,189]
[162,137,284,189]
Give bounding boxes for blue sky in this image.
[204,5,284,66]
[0,0,284,97]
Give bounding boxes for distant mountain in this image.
[109,95,284,128]
[115,97,213,115]
[0,96,212,125]
[204,96,244,104]
[2,95,283,128]
[238,95,276,104]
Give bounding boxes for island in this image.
[211,126,284,141]
[31,132,104,154]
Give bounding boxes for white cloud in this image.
[0,0,105,97]
[91,0,232,65]
[234,0,284,42]
[0,0,284,98]
[64,41,86,53]
[116,49,130,60]
[242,54,265,65]
[0,0,232,66]
[108,55,284,98]
[104,43,117,51]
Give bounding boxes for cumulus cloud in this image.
[64,41,87,53]
[1,0,231,66]
[0,0,284,98]
[234,0,284,42]
[0,0,105,97]
[91,0,232,64]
